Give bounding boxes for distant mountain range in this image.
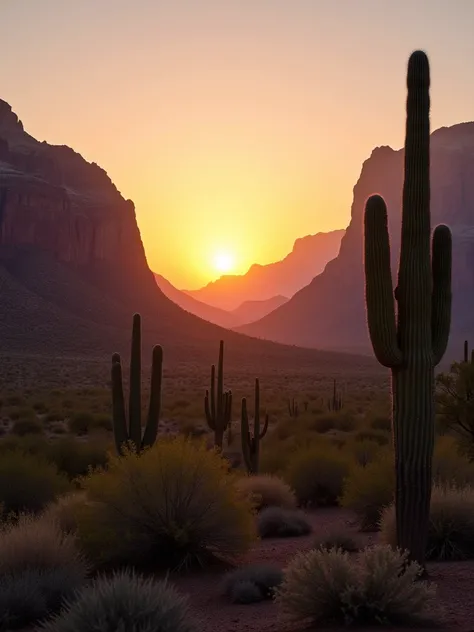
[154,273,288,327]
[0,97,376,375]
[183,230,345,311]
[238,122,474,360]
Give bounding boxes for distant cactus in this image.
[241,378,269,474]
[463,340,474,364]
[111,313,163,455]
[327,379,343,412]
[204,340,232,449]
[363,51,452,565]
[287,398,299,418]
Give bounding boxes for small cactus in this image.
[111,313,163,455]
[327,379,343,412]
[463,340,474,364]
[241,378,269,474]
[204,340,232,449]
[287,398,299,418]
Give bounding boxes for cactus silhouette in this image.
[287,398,299,418]
[327,379,343,412]
[363,51,452,566]
[111,313,163,455]
[241,378,269,474]
[204,340,232,449]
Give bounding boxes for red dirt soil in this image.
[169,508,474,632]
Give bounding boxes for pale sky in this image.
[1,0,473,288]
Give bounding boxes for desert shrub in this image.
[354,429,389,446]
[0,451,70,515]
[314,532,359,553]
[11,417,44,436]
[222,564,283,604]
[0,433,49,456]
[0,515,87,629]
[42,492,89,534]
[380,484,474,561]
[432,435,474,486]
[368,415,392,432]
[76,437,256,570]
[235,474,296,511]
[257,507,312,538]
[285,444,352,507]
[39,570,196,632]
[276,545,435,627]
[68,412,110,435]
[45,437,110,480]
[340,455,394,531]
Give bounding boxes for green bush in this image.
[222,564,283,604]
[40,570,196,632]
[276,545,436,627]
[234,474,296,511]
[0,451,70,515]
[285,444,352,507]
[380,484,474,561]
[257,507,312,539]
[68,412,112,435]
[0,515,87,629]
[345,438,381,467]
[432,436,474,486]
[340,455,394,531]
[11,417,44,436]
[76,437,256,570]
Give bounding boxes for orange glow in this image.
[2,2,473,289]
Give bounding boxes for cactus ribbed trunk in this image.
[204,340,232,449]
[393,366,434,564]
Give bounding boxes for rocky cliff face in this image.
[0,99,145,269]
[239,122,474,360]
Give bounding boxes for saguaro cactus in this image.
[364,51,452,566]
[204,340,232,449]
[241,378,269,474]
[287,398,299,418]
[111,313,163,455]
[327,379,343,412]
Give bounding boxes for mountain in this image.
[238,123,474,360]
[230,295,288,324]
[0,98,377,375]
[155,273,287,327]
[184,229,345,311]
[154,273,236,328]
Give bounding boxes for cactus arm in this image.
[217,340,224,422]
[431,224,452,366]
[205,365,216,430]
[364,195,403,367]
[141,345,163,450]
[128,313,142,449]
[111,355,128,455]
[259,413,269,439]
[240,397,251,471]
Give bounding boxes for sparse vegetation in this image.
[257,506,312,538]
[276,545,436,626]
[234,474,296,511]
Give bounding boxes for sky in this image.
[0,0,473,289]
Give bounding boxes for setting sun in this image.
[213,251,235,274]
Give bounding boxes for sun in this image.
[213,251,235,274]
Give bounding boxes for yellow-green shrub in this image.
[284,444,352,507]
[340,454,394,530]
[432,436,474,486]
[76,436,256,570]
[235,474,296,511]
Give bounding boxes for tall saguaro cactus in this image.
[204,340,232,449]
[111,313,163,455]
[364,51,452,566]
[241,378,269,474]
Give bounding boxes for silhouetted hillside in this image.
[239,123,474,361]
